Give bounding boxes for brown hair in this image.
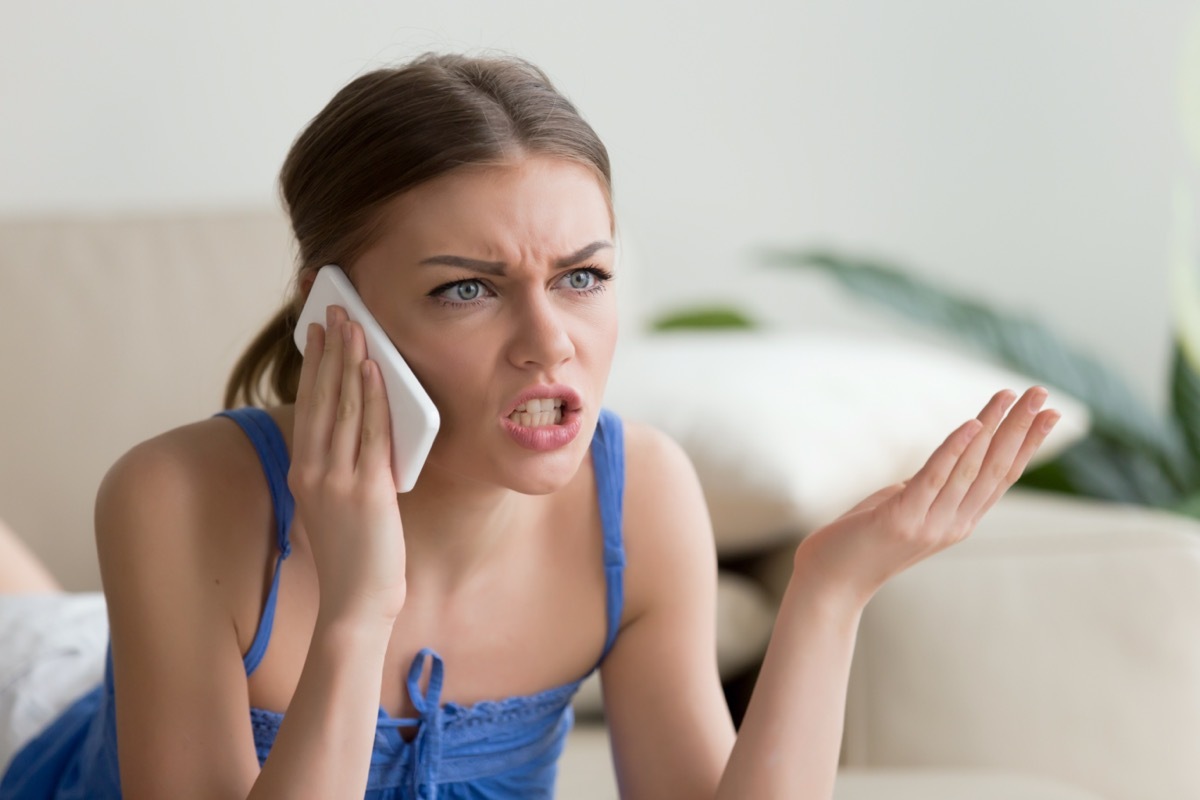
[223,51,614,409]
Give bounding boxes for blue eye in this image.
[557,266,613,295]
[451,281,484,302]
[430,278,495,308]
[566,271,594,290]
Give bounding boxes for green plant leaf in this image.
[1171,340,1200,468]
[1175,490,1200,520]
[1016,457,1078,495]
[652,306,757,331]
[762,247,1195,501]
[1168,187,1200,476]
[1045,436,1184,507]
[1168,187,1200,374]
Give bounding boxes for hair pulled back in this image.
[224,51,613,409]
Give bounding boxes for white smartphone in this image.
[293,264,440,493]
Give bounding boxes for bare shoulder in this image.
[96,414,269,569]
[617,420,717,621]
[620,418,711,523]
[620,418,679,459]
[95,413,277,646]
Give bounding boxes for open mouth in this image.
[507,397,564,427]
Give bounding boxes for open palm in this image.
[794,386,1061,612]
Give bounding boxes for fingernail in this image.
[342,322,352,345]
[326,305,334,328]
[1042,411,1060,433]
[1031,388,1048,412]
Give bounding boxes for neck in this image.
[396,462,536,593]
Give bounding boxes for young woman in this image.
[0,51,1060,800]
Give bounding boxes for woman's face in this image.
[348,155,618,496]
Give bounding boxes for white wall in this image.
[2,0,1192,409]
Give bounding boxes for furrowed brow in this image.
[554,240,613,269]
[418,240,613,275]
[417,255,506,274]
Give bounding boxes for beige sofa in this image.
[3,209,1197,799]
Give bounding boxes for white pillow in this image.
[602,331,1092,557]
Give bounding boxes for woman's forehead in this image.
[369,157,612,265]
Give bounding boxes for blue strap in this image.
[213,407,295,677]
[592,407,626,668]
[241,555,286,677]
[406,648,445,796]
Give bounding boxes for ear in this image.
[298,267,318,298]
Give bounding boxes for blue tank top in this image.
[0,406,627,799]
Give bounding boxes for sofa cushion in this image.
[0,210,296,590]
[833,768,1105,800]
[843,488,1200,799]
[557,723,1104,800]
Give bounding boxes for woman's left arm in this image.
[601,387,1059,799]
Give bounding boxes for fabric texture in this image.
[0,594,108,777]
[0,406,626,799]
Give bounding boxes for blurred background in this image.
[2,0,1193,408]
[7,7,1200,795]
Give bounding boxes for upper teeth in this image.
[514,397,564,413]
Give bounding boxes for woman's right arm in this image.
[100,308,403,799]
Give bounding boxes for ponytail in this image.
[223,300,304,409]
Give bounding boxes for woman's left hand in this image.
[792,385,1061,615]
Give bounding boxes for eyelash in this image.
[429,265,615,309]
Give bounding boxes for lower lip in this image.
[500,407,583,451]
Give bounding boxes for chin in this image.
[432,413,596,494]
[505,471,574,496]
[500,447,588,495]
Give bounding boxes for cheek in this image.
[582,308,619,361]
[403,334,492,422]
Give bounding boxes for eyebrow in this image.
[417,240,613,275]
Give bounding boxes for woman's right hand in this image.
[289,303,407,624]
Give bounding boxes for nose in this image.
[506,290,575,371]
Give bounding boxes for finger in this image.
[977,388,1019,423]
[328,318,366,471]
[970,408,1061,526]
[925,389,1020,531]
[896,389,1013,521]
[301,304,346,465]
[956,386,1048,521]
[895,417,985,523]
[291,320,324,463]
[357,358,394,480]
